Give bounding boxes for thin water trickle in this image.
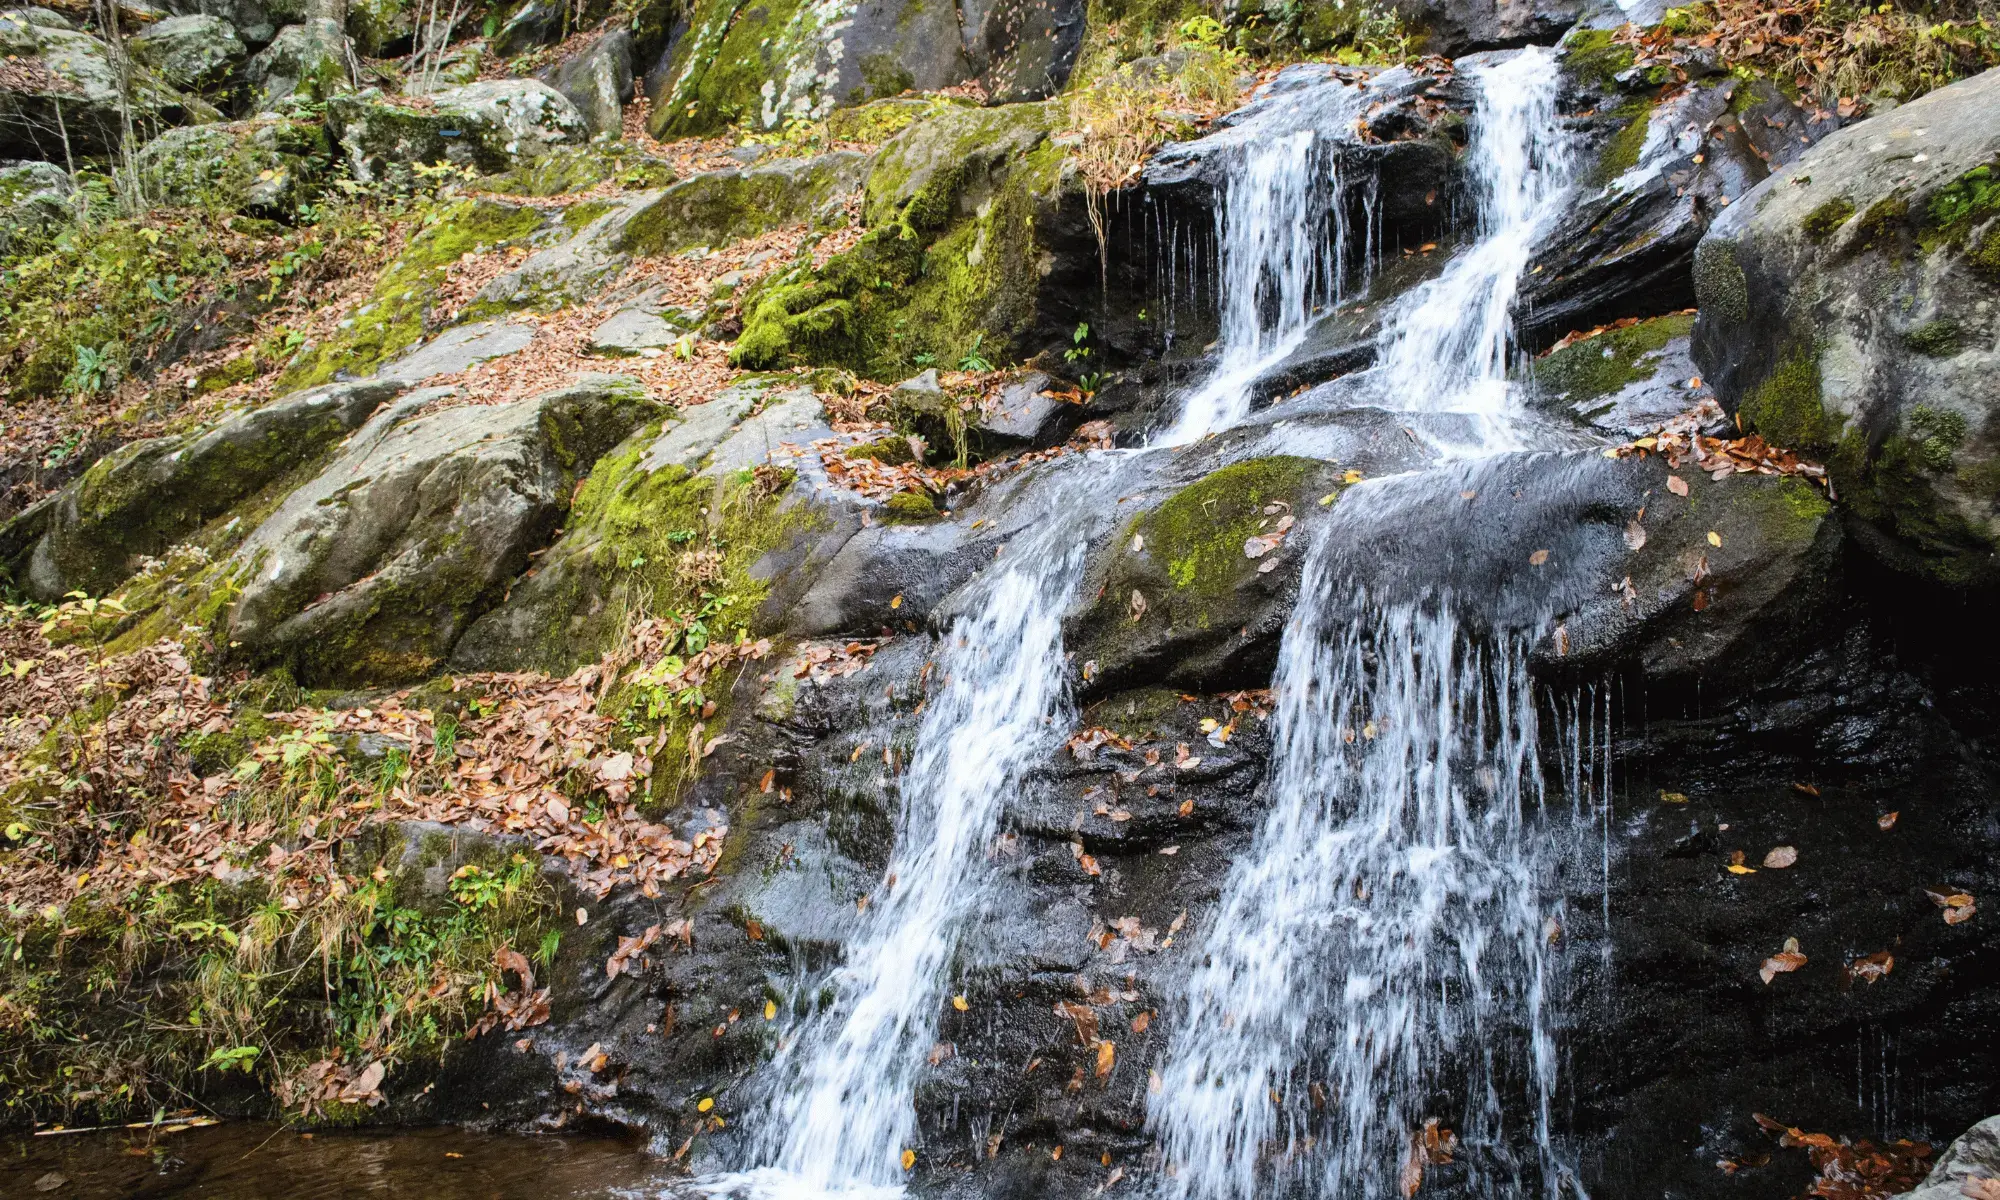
[1157,84,1372,445]
[690,465,1125,1200]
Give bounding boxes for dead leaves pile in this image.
[1751,1113,1933,1200]
[809,419,1117,504]
[1608,399,1832,495]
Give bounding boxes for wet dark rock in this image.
[1393,0,1585,56]
[491,0,566,59]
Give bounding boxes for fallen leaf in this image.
[952,994,969,1012]
[1727,850,1757,875]
[1529,549,1551,566]
[901,1148,917,1171]
[1624,521,1648,551]
[1760,937,1807,984]
[1878,811,1899,830]
[1343,469,1363,484]
[764,999,777,1020]
[1667,474,1690,497]
[1793,782,1820,797]
[698,1097,714,1113]
[1095,1038,1116,1078]
[1961,1178,2000,1200]
[1128,590,1148,621]
[1847,950,1894,984]
[890,594,903,609]
[1660,791,1690,804]
[1132,1011,1152,1032]
[1763,846,1798,869]
[1708,530,1723,547]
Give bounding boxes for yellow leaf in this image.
[1342,470,1363,484]
[1659,791,1689,804]
[764,1000,777,1020]
[901,1149,917,1171]
[1707,531,1722,547]
[890,594,903,609]
[697,1097,714,1113]
[1727,864,1757,875]
[1095,1039,1115,1078]
[952,995,969,1012]
[1318,493,1337,505]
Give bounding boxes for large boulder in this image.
[325,78,587,184]
[490,0,564,58]
[538,28,632,139]
[347,0,410,58]
[17,379,408,601]
[1392,0,1583,55]
[127,12,246,94]
[1692,65,2000,589]
[223,374,661,685]
[132,117,331,216]
[162,0,275,48]
[243,18,354,111]
[0,9,216,158]
[1895,1115,2000,1200]
[0,159,72,255]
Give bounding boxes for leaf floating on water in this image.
[1760,937,1807,984]
[1667,474,1690,497]
[1763,846,1798,869]
[1878,811,1899,830]
[1847,950,1894,984]
[1529,549,1551,566]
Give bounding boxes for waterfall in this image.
[1371,48,1576,451]
[695,466,1121,1200]
[1157,83,1371,445]
[1149,46,1584,1200]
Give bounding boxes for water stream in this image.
[1150,45,1584,1200]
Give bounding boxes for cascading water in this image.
[1150,46,1584,1200]
[695,466,1120,1200]
[1369,48,1576,446]
[1157,83,1372,445]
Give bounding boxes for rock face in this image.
[18,379,408,601]
[1896,1116,2000,1200]
[0,9,215,158]
[0,158,72,254]
[1692,65,2000,589]
[327,79,587,183]
[223,375,660,686]
[243,18,354,111]
[128,13,247,95]
[1393,0,1584,54]
[538,29,633,139]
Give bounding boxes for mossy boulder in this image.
[222,374,661,686]
[730,102,1077,377]
[616,151,868,255]
[0,10,219,157]
[325,79,587,187]
[242,18,354,111]
[1692,65,2000,589]
[18,378,408,601]
[1066,455,1342,694]
[132,118,332,217]
[452,377,835,674]
[1524,312,1703,434]
[347,0,411,57]
[127,13,247,95]
[0,160,73,255]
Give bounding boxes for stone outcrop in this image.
[327,79,588,184]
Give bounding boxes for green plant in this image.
[956,333,994,373]
[62,344,114,396]
[1064,321,1092,363]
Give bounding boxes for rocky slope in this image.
[0,0,1997,1197]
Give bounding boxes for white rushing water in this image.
[1156,86,1371,445]
[1150,45,1583,1200]
[695,467,1118,1200]
[1371,48,1576,450]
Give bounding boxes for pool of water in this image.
[1,1121,679,1199]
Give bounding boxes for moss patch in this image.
[275,198,545,391]
[1534,312,1693,403]
[1142,456,1320,600]
[1801,196,1856,242]
[1739,347,1839,451]
[1590,98,1657,187]
[1562,27,1639,90]
[1904,318,1962,357]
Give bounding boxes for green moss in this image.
[1535,312,1694,402]
[1740,347,1839,451]
[1921,162,2000,250]
[1853,195,1909,252]
[1908,403,1967,470]
[845,435,916,463]
[825,98,936,144]
[562,200,617,229]
[881,491,938,521]
[1693,238,1749,324]
[1590,99,1657,186]
[1801,196,1856,242]
[1143,457,1320,598]
[1904,318,1962,357]
[486,144,677,197]
[1971,225,2000,281]
[276,198,545,391]
[1561,27,1638,90]
[650,0,813,137]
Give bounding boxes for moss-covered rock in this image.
[484,141,676,197]
[730,102,1074,377]
[1066,455,1342,693]
[0,11,220,158]
[325,80,587,188]
[617,152,868,256]
[18,379,408,601]
[1692,65,2000,589]
[222,374,662,686]
[242,18,354,111]
[132,118,333,218]
[127,13,248,95]
[276,197,547,392]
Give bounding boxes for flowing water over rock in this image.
[1151,46,1587,1200]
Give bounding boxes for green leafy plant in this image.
[956,333,994,373]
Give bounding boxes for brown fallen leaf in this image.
[1624,520,1648,551]
[1667,474,1690,497]
[1728,850,1757,875]
[1760,936,1807,984]
[1763,846,1798,869]
[1878,811,1899,830]
[1131,1010,1152,1033]
[1847,950,1894,984]
[1793,781,1820,797]
[1529,549,1551,566]
[1095,1038,1116,1078]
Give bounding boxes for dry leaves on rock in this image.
[1609,399,1832,495]
[1926,888,1977,926]
[1760,936,1808,984]
[1752,1113,1933,1200]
